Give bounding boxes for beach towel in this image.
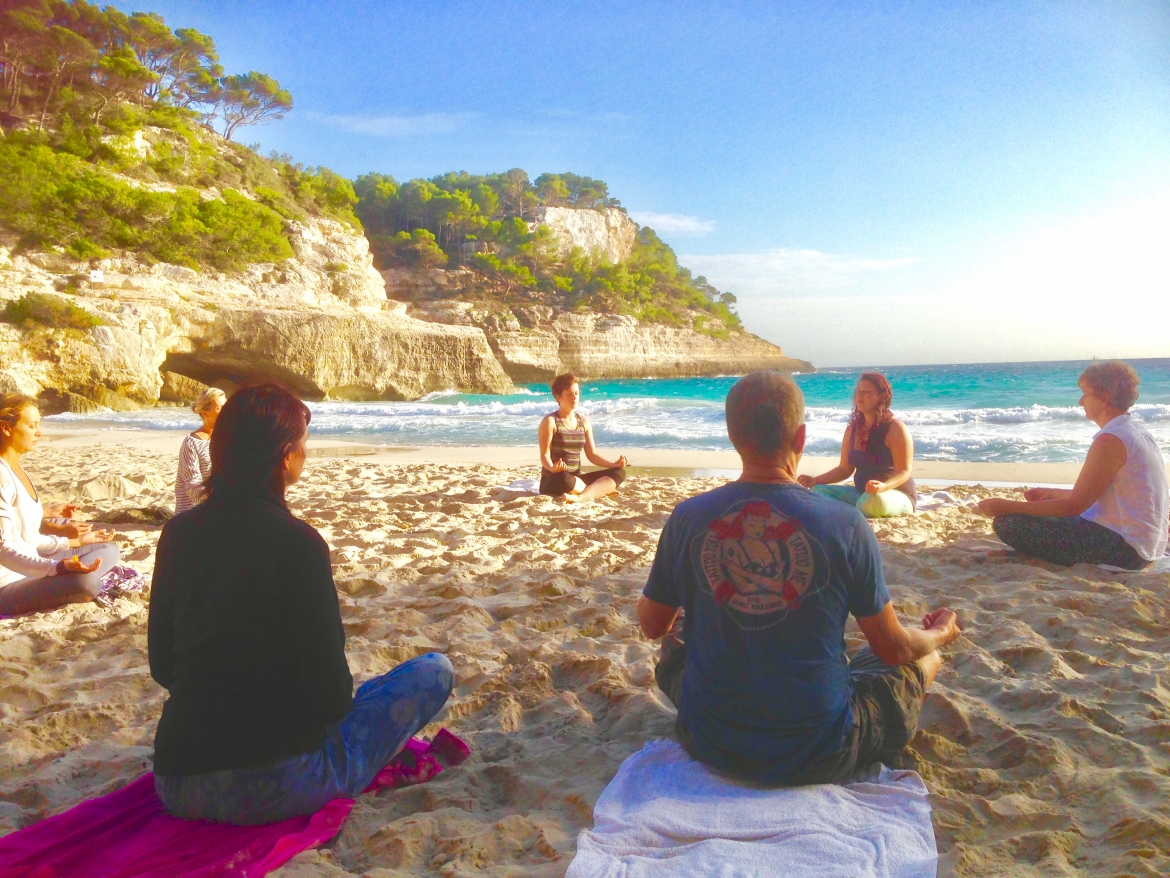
[502,478,541,495]
[566,739,937,878]
[99,565,147,594]
[914,490,978,512]
[1099,553,1170,573]
[0,728,470,878]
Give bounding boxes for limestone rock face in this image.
[164,307,511,401]
[487,311,812,384]
[532,207,636,264]
[380,267,485,302]
[0,217,513,407]
[488,331,564,384]
[159,371,209,404]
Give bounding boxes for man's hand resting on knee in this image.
[856,603,961,667]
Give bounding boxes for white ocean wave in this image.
[44,387,1170,463]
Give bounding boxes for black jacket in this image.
[148,493,353,776]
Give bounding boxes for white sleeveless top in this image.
[1082,414,1169,561]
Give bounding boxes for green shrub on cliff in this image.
[0,137,292,271]
[2,293,104,330]
[0,2,355,270]
[371,229,448,269]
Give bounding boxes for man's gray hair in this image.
[192,386,227,415]
[725,372,805,458]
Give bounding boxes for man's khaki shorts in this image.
[654,645,927,785]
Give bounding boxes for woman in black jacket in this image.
[148,384,453,824]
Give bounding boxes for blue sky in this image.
[140,1,1169,367]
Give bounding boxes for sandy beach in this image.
[2,429,1169,877]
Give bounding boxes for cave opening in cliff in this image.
[162,349,325,401]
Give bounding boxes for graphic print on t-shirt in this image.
[696,499,827,630]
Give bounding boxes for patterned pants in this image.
[992,514,1148,569]
[155,653,455,824]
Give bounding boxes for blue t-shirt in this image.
[643,481,890,783]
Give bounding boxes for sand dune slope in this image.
[0,451,1167,877]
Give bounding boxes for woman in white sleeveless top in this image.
[174,388,226,514]
[976,361,1168,569]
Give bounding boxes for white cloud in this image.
[301,111,473,137]
[682,248,919,296]
[629,212,716,234]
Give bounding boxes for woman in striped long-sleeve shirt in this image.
[175,388,226,515]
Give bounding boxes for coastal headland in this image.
[1,118,810,412]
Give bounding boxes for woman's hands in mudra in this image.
[70,529,115,548]
[549,459,569,472]
[58,555,102,575]
[974,498,1012,517]
[54,520,94,539]
[863,479,885,495]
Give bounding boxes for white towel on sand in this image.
[503,478,541,495]
[915,490,978,512]
[1099,553,1170,573]
[567,740,937,878]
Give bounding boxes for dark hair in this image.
[551,373,578,398]
[1080,360,1140,411]
[206,383,311,502]
[725,372,805,458]
[849,372,894,451]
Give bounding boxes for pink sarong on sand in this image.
[0,729,470,878]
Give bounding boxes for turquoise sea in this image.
[50,359,1170,464]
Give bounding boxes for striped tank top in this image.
[549,413,586,473]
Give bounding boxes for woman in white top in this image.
[0,394,119,616]
[174,388,226,514]
[977,361,1168,569]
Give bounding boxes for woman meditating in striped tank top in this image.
[538,373,628,502]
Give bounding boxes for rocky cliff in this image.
[493,312,812,383]
[529,206,636,263]
[0,216,810,411]
[393,282,813,384]
[0,217,513,410]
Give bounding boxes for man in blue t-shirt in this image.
[638,371,962,784]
